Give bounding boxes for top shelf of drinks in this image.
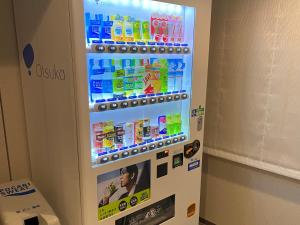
[85,11,187,48]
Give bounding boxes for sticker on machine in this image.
[115,195,175,225]
[188,160,200,171]
[97,160,151,221]
[191,105,205,118]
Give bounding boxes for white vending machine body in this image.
[13,1,211,225]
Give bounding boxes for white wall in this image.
[201,155,300,225]
[0,0,31,183]
[205,0,300,173]
[201,0,300,224]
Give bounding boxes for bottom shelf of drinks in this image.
[91,113,187,165]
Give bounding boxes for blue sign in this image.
[0,182,36,197]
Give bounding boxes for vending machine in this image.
[13,0,211,225]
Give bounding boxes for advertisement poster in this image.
[115,195,175,225]
[97,160,151,221]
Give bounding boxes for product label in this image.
[124,77,135,92]
[114,69,125,77]
[115,26,123,36]
[91,68,105,76]
[90,80,113,93]
[113,79,124,93]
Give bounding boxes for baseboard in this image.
[199,217,216,225]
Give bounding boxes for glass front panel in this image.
[83,0,195,165]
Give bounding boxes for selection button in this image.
[108,45,117,53]
[98,104,107,111]
[111,154,120,161]
[95,45,105,53]
[101,157,109,164]
[122,151,130,158]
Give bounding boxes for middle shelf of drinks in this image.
[87,53,193,112]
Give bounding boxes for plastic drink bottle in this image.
[173,114,182,134]
[85,13,103,44]
[166,115,174,135]
[101,16,113,41]
[124,16,134,42]
[142,21,151,41]
[158,115,167,135]
[133,20,142,41]
[112,59,125,96]
[159,58,168,93]
[111,15,124,41]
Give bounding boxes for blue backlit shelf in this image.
[89,91,189,112]
[94,133,187,166]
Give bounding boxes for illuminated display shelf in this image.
[87,42,191,54]
[93,132,187,166]
[89,91,189,112]
[86,0,195,168]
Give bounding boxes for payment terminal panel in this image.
[13,0,211,225]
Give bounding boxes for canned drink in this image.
[150,126,159,138]
[103,121,115,149]
[115,123,125,148]
[134,120,144,144]
[93,122,104,149]
[143,118,151,140]
[124,122,134,146]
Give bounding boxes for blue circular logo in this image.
[23,44,34,76]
